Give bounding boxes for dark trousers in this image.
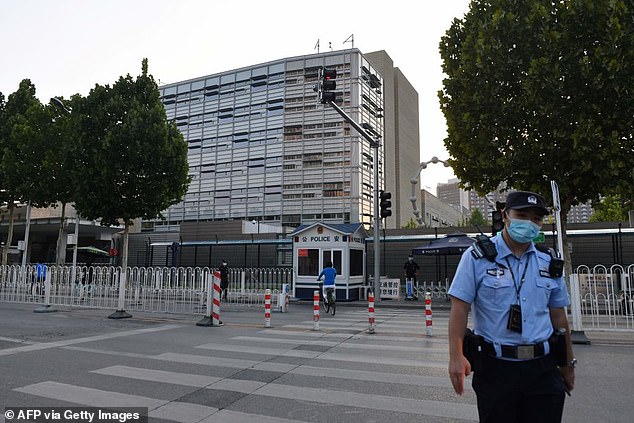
[473,354,566,423]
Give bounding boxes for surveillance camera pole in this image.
[326,100,382,301]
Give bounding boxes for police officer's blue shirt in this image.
[448,235,569,355]
[318,267,336,286]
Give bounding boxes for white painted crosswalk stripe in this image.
[195,342,448,367]
[196,342,322,358]
[92,365,221,387]
[254,383,477,421]
[18,371,475,421]
[154,352,300,373]
[14,381,219,422]
[199,410,306,423]
[230,335,449,353]
[11,310,477,422]
[290,365,452,388]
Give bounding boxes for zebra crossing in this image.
[7,307,478,422]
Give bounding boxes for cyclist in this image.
[317,261,336,306]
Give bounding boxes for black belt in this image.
[483,340,547,360]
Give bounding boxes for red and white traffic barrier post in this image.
[313,290,320,331]
[212,271,222,326]
[197,271,223,327]
[425,291,432,336]
[264,289,271,328]
[367,290,375,334]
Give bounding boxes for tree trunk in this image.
[2,203,15,267]
[629,209,634,228]
[55,202,67,266]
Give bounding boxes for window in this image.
[350,249,364,276]
[298,249,319,276]
[322,250,342,276]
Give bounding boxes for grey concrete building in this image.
[365,51,420,229]
[147,49,419,233]
[567,202,593,223]
[420,190,463,227]
[437,178,469,215]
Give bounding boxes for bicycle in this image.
[318,282,336,316]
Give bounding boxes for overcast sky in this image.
[0,0,470,193]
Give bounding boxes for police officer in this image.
[219,259,229,301]
[403,255,420,299]
[448,191,575,423]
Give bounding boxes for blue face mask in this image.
[507,218,541,243]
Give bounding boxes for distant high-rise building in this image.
[567,202,593,223]
[437,178,470,214]
[148,49,419,232]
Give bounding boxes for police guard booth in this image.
[291,223,366,301]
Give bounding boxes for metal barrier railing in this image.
[0,265,291,315]
[573,264,634,331]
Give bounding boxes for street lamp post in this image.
[409,157,451,227]
[50,98,78,282]
[321,99,383,301]
[70,212,79,283]
[20,202,32,284]
[252,219,260,268]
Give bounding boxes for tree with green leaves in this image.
[73,59,190,316]
[401,218,419,229]
[589,195,628,223]
[467,208,487,228]
[439,0,634,270]
[0,80,54,266]
[47,96,82,266]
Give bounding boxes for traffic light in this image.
[491,201,506,235]
[320,68,337,103]
[380,191,392,218]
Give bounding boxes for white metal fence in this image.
[572,264,634,331]
[0,265,292,315]
[4,264,631,331]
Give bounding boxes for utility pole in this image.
[315,68,383,300]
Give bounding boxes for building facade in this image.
[567,202,593,224]
[147,49,419,233]
[365,51,421,229]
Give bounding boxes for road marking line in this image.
[92,365,221,387]
[0,324,181,357]
[251,383,477,421]
[14,381,218,423]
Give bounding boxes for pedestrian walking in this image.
[448,191,575,423]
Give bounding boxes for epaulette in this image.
[534,244,564,278]
[471,234,498,262]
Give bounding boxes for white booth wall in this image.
[292,223,366,301]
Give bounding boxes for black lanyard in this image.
[504,256,530,304]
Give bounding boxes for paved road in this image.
[1,302,632,422]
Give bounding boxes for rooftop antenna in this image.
[314,39,320,53]
[344,34,354,49]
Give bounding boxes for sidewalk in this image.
[583,329,634,345]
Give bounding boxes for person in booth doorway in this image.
[219,259,229,301]
[448,191,575,423]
